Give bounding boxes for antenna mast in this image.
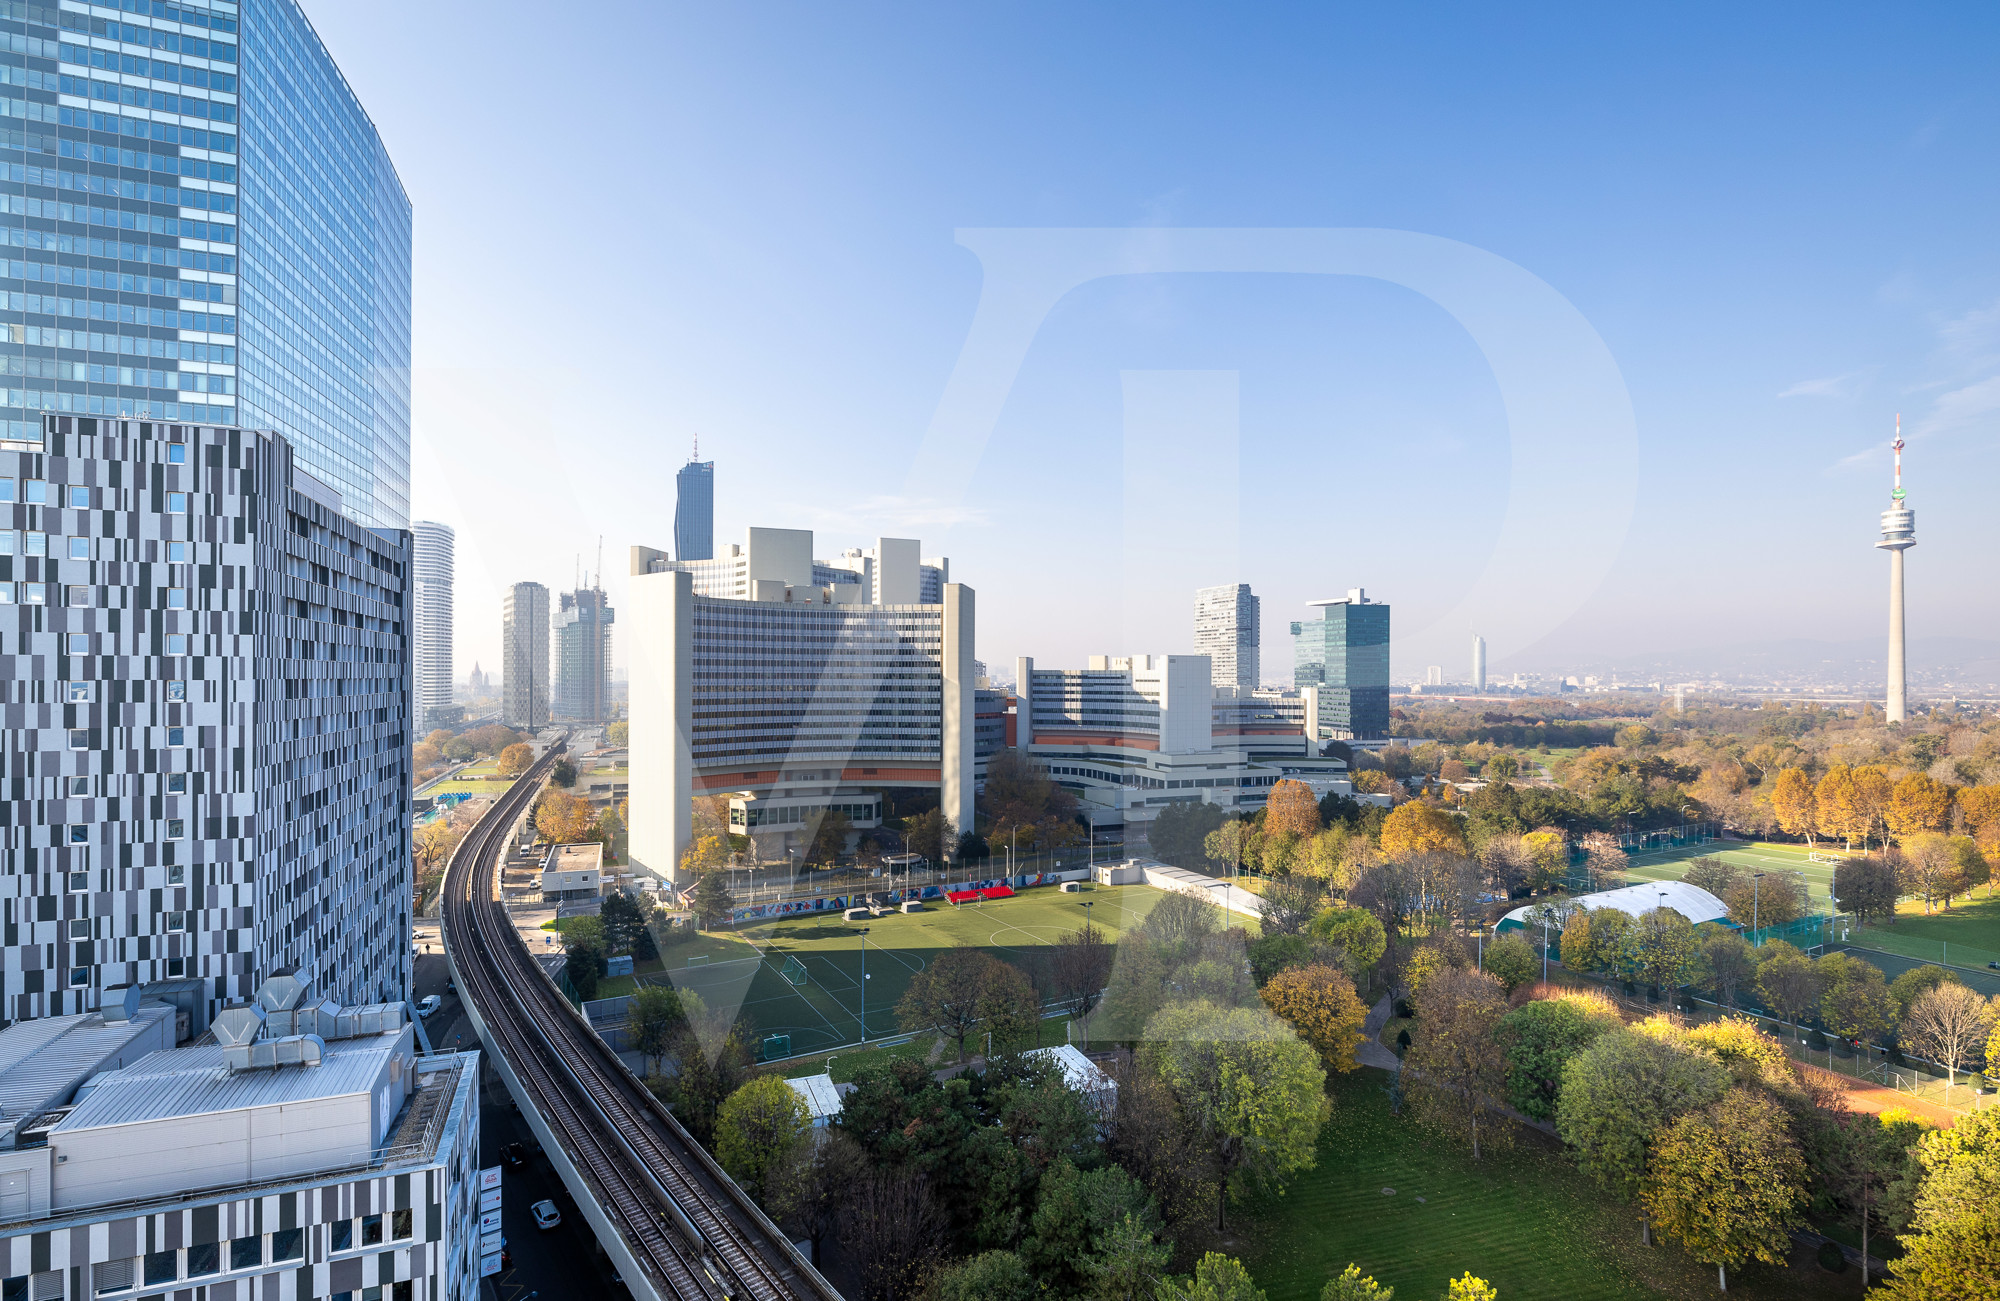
[1891,413,1905,501]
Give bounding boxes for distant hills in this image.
[1510,636,2000,693]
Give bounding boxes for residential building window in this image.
[167,912,186,932]
[167,492,187,513]
[270,1229,304,1263]
[167,727,186,746]
[91,1257,133,1294]
[69,825,88,844]
[168,681,188,701]
[0,477,11,502]
[22,480,46,505]
[391,1208,412,1240]
[69,537,91,560]
[25,532,44,557]
[167,866,185,886]
[166,819,185,839]
[0,530,12,553]
[167,774,188,794]
[68,966,88,987]
[66,585,89,607]
[330,1219,353,1251]
[66,486,89,509]
[143,1250,176,1286]
[166,635,187,654]
[229,1238,260,1271]
[168,588,188,609]
[184,1245,217,1278]
[69,920,89,940]
[65,682,91,702]
[67,872,88,892]
[168,444,186,465]
[361,1214,383,1246]
[23,584,44,605]
[167,541,187,563]
[68,729,89,749]
[67,777,88,797]
[68,633,90,654]
[0,584,12,605]
[166,957,185,977]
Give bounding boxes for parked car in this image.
[531,1200,562,1231]
[417,995,442,1018]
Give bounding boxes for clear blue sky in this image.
[304,2,2000,685]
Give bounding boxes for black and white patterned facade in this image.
[0,414,412,1023]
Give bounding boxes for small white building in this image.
[784,1074,846,1128]
[0,980,483,1301]
[540,841,605,902]
[1025,1045,1117,1117]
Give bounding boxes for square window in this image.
[66,682,90,703]
[184,1244,216,1278]
[166,635,186,654]
[67,872,88,892]
[23,584,44,606]
[69,537,91,560]
[228,1238,260,1271]
[69,825,88,844]
[167,865,184,886]
[166,911,185,931]
[168,444,186,465]
[167,541,186,563]
[68,729,89,750]
[67,634,90,654]
[166,819,184,839]
[166,492,186,513]
[167,727,185,746]
[361,1214,383,1246]
[143,1250,176,1286]
[167,773,187,794]
[167,681,187,701]
[330,1220,352,1252]
[167,588,187,609]
[25,532,45,557]
[68,966,88,987]
[67,486,89,509]
[23,480,46,505]
[270,1228,303,1263]
[69,920,88,940]
[166,956,185,977]
[66,585,89,607]
[68,777,89,797]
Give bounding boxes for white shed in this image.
[785,1073,844,1128]
[1025,1045,1117,1116]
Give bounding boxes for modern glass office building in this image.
[674,457,713,560]
[1292,588,1391,740]
[1,0,411,528]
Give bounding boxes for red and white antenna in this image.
[1891,414,1905,501]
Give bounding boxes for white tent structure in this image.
[1497,880,1730,934]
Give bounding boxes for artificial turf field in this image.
[639,882,1172,1057]
[1236,1069,1854,1301]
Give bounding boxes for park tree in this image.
[549,757,577,788]
[1834,854,1902,924]
[1309,907,1388,983]
[1259,873,1325,937]
[840,1169,946,1301]
[691,871,734,929]
[535,790,598,844]
[1319,1264,1396,1301]
[1643,1088,1807,1293]
[1557,1027,1730,1209]
[1754,943,1825,1033]
[902,807,958,864]
[655,989,753,1148]
[1482,932,1537,993]
[1889,964,1960,1020]
[1020,1157,1166,1298]
[1628,906,1701,999]
[806,809,851,866]
[1441,1278,1498,1301]
[1722,871,1807,931]
[896,948,1038,1062]
[1150,801,1228,871]
[605,720,629,747]
[1266,779,1325,841]
[1379,802,1466,859]
[933,1250,1037,1301]
[1502,989,1622,1120]
[1146,891,1222,955]
[561,919,604,1000]
[598,890,648,953]
[1874,1106,2000,1301]
[680,831,731,876]
[1816,951,1895,1045]
[715,1075,812,1206]
[1140,1001,1328,1230]
[1888,771,1954,840]
[1853,765,1896,849]
[626,984,686,1075]
[1260,962,1368,1074]
[1900,983,1997,1100]
[1697,928,1757,1009]
[1157,1253,1267,1301]
[1816,765,1866,849]
[1204,819,1255,876]
[1049,920,1115,1031]
[1579,831,1630,890]
[1952,836,1991,901]
[1405,967,1512,1159]
[1477,833,1533,900]
[1900,833,1968,914]
[1520,829,1569,892]
[1292,828,1352,885]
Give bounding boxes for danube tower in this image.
[1876,418,1917,723]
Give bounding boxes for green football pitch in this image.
[1619,838,1840,907]
[639,882,1177,1059]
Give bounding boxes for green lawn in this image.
[1621,839,1840,908]
[615,882,1170,1058]
[1236,1070,1854,1301]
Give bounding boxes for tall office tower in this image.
[0,415,412,1023]
[411,520,454,733]
[1471,633,1487,691]
[628,527,973,881]
[501,582,550,731]
[554,586,614,723]
[0,0,414,530]
[1425,665,1443,686]
[674,456,715,561]
[1194,582,1260,691]
[1291,588,1391,740]
[1876,421,1916,723]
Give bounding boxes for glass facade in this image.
[1,0,410,529]
[1292,598,1391,739]
[675,458,713,560]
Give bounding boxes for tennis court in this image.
[641,881,1174,1058]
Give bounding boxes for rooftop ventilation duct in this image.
[222,1033,324,1073]
[256,972,309,1014]
[212,1004,267,1048]
[99,985,140,1023]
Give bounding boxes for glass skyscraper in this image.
[1292,588,1391,740]
[1,0,411,528]
[675,457,713,560]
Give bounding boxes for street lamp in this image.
[1752,871,1765,938]
[858,925,871,1043]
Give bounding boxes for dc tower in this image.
[1875,419,1916,723]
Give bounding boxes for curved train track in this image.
[440,739,839,1301]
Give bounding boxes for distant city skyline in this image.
[306,2,2000,692]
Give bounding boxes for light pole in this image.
[1752,871,1765,940]
[1540,907,1554,985]
[858,925,870,1042]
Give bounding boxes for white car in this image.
[531,1200,561,1230]
[417,995,442,1018]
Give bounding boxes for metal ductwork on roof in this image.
[255,971,309,1014]
[99,985,141,1023]
[222,1033,325,1073]
[212,1004,267,1048]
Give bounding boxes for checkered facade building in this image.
[0,413,411,1023]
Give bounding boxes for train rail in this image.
[440,740,840,1301]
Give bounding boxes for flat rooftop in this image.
[55,1032,404,1132]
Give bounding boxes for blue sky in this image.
[304,2,2000,685]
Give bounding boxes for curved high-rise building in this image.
[412,521,455,733]
[0,0,412,529]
